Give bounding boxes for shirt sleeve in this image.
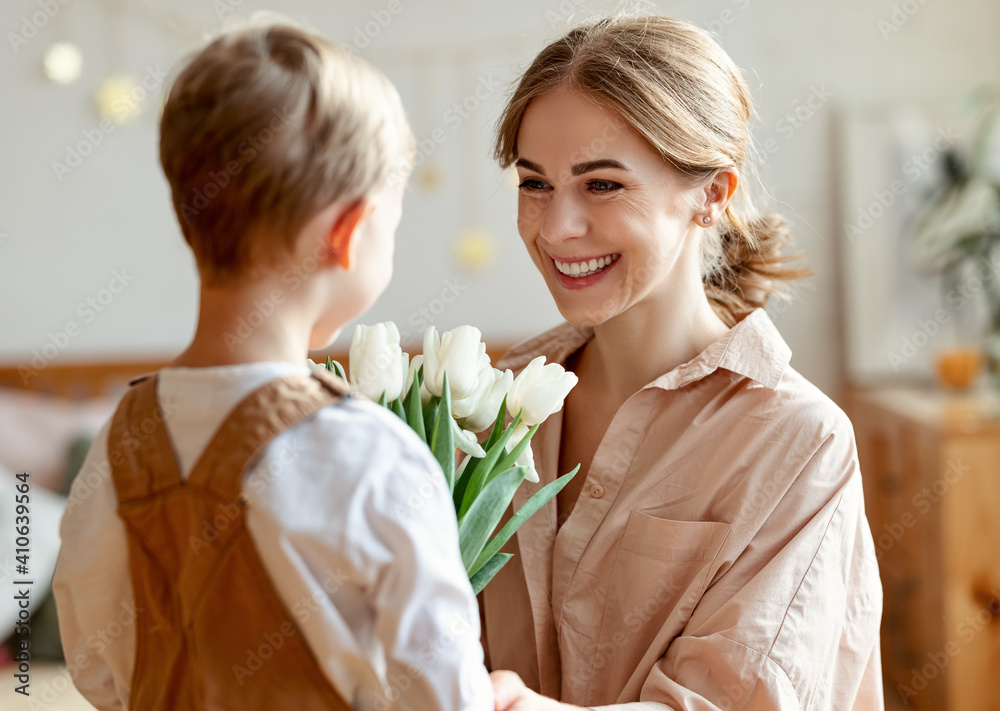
[248,403,496,711]
[593,430,884,711]
[51,423,136,711]
[362,425,496,711]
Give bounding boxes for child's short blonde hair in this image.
[160,18,413,284]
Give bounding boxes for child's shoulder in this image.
[272,394,440,487]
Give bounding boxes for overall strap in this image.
[186,370,350,500]
[108,374,180,502]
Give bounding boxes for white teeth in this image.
[554,254,619,277]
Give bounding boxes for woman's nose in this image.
[535,191,587,245]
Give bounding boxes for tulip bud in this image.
[422,325,487,400]
[460,369,514,433]
[506,356,578,426]
[349,322,406,402]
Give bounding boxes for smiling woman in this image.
[481,14,884,711]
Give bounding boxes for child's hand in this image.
[491,670,530,711]
[490,670,579,711]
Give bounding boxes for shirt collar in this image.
[497,308,792,392]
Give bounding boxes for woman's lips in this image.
[551,253,621,290]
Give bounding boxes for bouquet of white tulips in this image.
[310,322,580,594]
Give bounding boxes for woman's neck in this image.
[582,289,731,403]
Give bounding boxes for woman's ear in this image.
[325,199,375,270]
[707,167,739,212]
[693,168,739,228]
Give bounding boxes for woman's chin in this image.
[554,298,619,328]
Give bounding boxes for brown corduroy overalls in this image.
[108,369,353,710]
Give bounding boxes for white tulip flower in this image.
[305,359,327,376]
[460,369,514,433]
[349,322,407,402]
[422,325,486,401]
[451,352,496,421]
[506,356,578,426]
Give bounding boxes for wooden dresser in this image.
[847,386,1000,710]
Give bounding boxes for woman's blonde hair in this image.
[494,15,811,325]
[160,17,413,284]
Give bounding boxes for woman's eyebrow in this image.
[516,158,631,175]
[572,159,630,175]
[515,158,545,173]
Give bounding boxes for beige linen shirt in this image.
[481,309,884,710]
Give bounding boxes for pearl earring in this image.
[702,215,711,225]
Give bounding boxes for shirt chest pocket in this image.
[588,512,732,689]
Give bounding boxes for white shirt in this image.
[52,361,494,711]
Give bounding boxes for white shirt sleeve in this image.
[51,422,135,711]
[242,400,496,711]
[363,424,494,711]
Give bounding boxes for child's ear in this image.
[326,199,375,270]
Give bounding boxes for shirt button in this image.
[590,484,605,499]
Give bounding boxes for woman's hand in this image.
[490,670,582,711]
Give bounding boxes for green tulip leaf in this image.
[390,397,406,421]
[470,552,513,595]
[404,366,426,443]
[429,372,455,491]
[453,396,508,510]
[468,465,580,578]
[458,465,528,572]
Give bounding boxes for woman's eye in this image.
[588,179,622,193]
[517,178,549,191]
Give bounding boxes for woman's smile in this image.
[551,253,621,289]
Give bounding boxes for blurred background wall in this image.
[2,0,999,396]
